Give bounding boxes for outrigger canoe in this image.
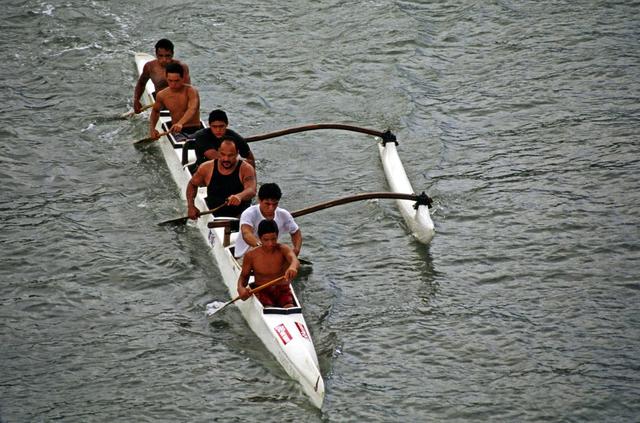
[133,50,435,408]
[133,52,325,408]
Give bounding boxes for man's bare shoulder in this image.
[145,59,164,72]
[142,59,156,70]
[191,160,214,185]
[138,60,155,79]
[152,87,169,108]
[240,160,256,174]
[199,159,214,170]
[158,86,189,102]
[156,86,170,98]
[278,243,293,255]
[243,247,261,263]
[197,159,214,174]
[186,84,199,95]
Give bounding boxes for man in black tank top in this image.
[186,138,257,219]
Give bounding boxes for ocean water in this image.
[1,1,639,421]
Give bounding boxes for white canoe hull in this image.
[134,53,324,408]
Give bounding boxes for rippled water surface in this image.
[1,1,639,421]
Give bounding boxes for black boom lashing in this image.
[381,130,398,146]
[413,192,433,209]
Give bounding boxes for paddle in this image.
[133,130,170,145]
[121,103,154,118]
[206,275,286,317]
[158,202,228,226]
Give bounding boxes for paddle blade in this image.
[205,300,232,318]
[133,135,156,145]
[134,130,169,145]
[157,205,218,226]
[157,215,190,226]
[122,103,154,119]
[120,109,135,119]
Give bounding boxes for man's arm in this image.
[281,244,299,282]
[241,223,260,249]
[226,162,257,207]
[149,92,164,139]
[237,253,254,300]
[186,163,208,219]
[133,62,152,113]
[290,229,302,256]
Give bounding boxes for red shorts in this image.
[256,283,294,308]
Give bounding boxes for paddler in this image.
[186,138,257,219]
[132,38,191,113]
[192,109,255,169]
[237,219,299,308]
[148,62,201,141]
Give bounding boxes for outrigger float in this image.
[133,52,434,408]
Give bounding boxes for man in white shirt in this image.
[234,183,302,258]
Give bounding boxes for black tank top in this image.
[206,159,251,217]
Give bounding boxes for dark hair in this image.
[257,219,279,237]
[165,62,184,77]
[155,39,174,53]
[258,183,282,201]
[208,109,229,124]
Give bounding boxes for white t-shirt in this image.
[234,205,299,257]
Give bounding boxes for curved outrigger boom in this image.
[245,123,397,145]
[206,191,433,229]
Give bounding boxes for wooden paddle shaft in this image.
[122,103,154,118]
[224,275,286,309]
[248,275,286,295]
[158,201,228,226]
